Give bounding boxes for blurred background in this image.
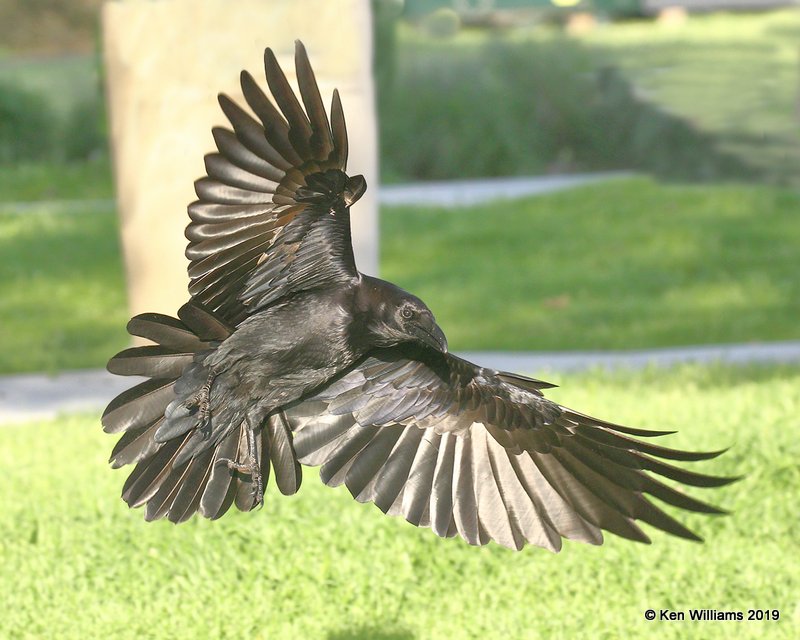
[0,0,799,370]
[0,1,798,639]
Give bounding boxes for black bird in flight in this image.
[103,41,735,551]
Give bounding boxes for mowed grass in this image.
[0,159,113,201]
[582,10,800,186]
[0,364,797,639]
[1,178,799,373]
[394,9,800,186]
[383,178,800,351]
[0,204,128,373]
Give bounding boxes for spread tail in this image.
[102,301,301,523]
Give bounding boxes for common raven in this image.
[103,41,734,551]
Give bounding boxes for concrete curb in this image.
[379,172,634,208]
[2,340,799,425]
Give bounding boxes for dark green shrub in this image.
[0,81,57,163]
[62,95,107,161]
[378,37,754,182]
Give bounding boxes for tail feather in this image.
[104,301,302,523]
[109,418,164,468]
[102,379,176,434]
[200,428,242,519]
[267,411,302,495]
[177,302,234,341]
[127,312,209,350]
[107,346,195,378]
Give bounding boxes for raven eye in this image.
[401,308,414,320]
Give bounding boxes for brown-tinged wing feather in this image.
[284,345,736,551]
[186,40,357,327]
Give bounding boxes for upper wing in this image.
[185,40,358,326]
[284,346,737,551]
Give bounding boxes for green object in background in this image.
[591,0,642,16]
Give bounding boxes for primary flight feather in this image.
[103,41,735,551]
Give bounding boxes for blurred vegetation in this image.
[0,0,102,54]
[2,178,799,373]
[3,10,798,191]
[0,54,107,167]
[1,363,797,637]
[378,36,751,182]
[378,9,800,184]
[585,10,800,187]
[0,81,56,163]
[0,205,128,374]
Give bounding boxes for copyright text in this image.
[644,609,780,622]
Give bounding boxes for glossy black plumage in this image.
[104,41,735,550]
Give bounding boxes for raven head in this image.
[359,276,448,353]
[393,298,448,353]
[364,293,447,355]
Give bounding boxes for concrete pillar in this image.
[102,0,378,318]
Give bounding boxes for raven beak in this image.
[416,323,448,354]
[343,174,367,207]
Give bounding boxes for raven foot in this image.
[184,372,216,431]
[217,420,263,507]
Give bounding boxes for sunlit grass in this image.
[0,159,113,201]
[395,9,800,186]
[1,364,797,639]
[1,178,799,373]
[580,10,800,186]
[0,205,128,373]
[382,178,800,351]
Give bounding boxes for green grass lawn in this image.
[582,10,800,187]
[1,364,797,639]
[0,203,128,373]
[1,178,799,374]
[382,178,800,351]
[0,159,113,201]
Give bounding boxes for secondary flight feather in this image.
[103,41,736,551]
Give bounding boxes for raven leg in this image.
[183,372,216,432]
[217,417,263,507]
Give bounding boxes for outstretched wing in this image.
[185,40,359,326]
[285,346,736,551]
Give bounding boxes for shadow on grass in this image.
[327,626,415,640]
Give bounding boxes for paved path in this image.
[2,341,799,426]
[380,172,634,207]
[0,172,634,215]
